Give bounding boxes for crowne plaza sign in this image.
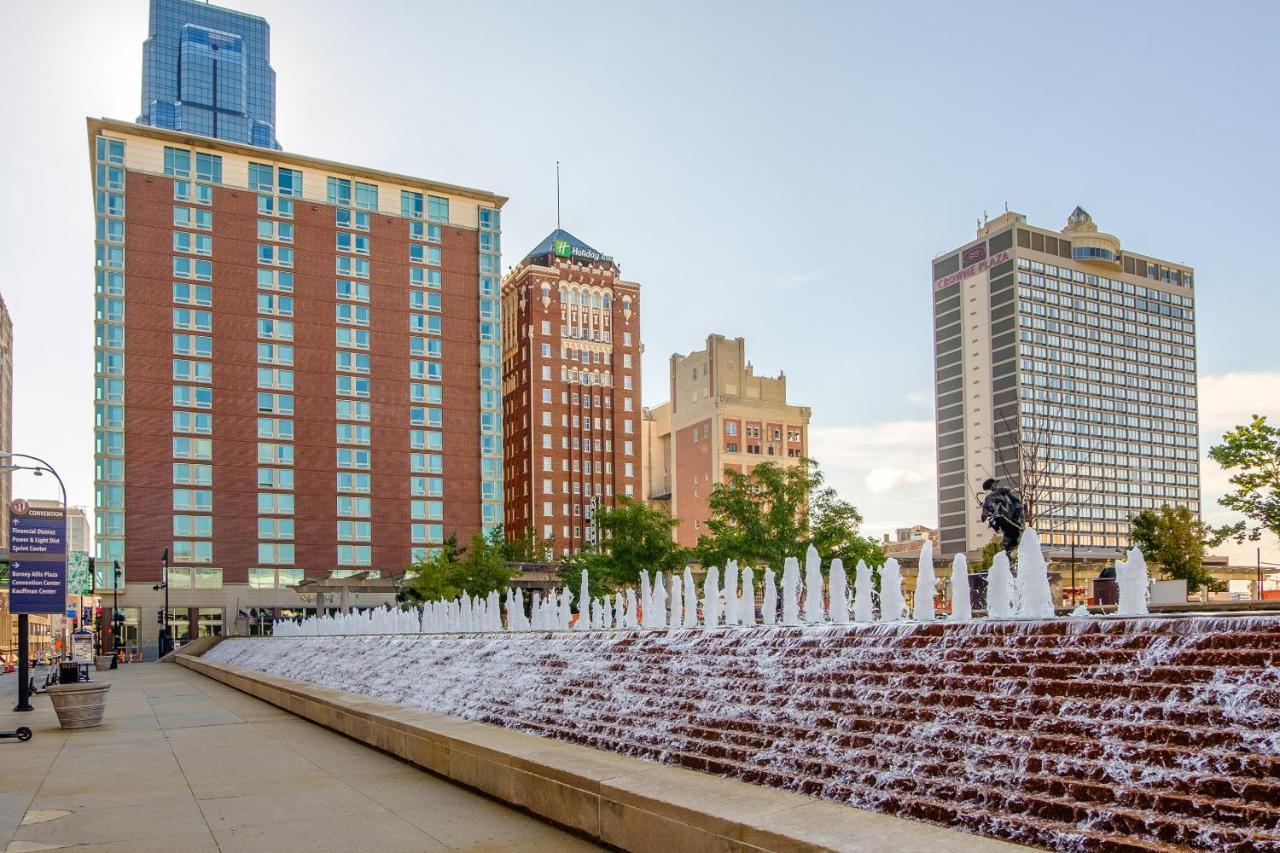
[934,249,1012,291]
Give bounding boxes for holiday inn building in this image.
[90,117,505,656]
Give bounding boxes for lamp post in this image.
[153,548,170,658]
[112,560,122,659]
[2,452,67,714]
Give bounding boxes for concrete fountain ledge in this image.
[177,652,1019,852]
[194,614,1280,852]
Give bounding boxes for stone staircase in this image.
[206,615,1280,851]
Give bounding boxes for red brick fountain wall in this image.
[207,615,1280,852]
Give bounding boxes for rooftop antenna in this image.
[556,161,561,230]
[1004,200,1009,214]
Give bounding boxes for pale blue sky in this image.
[1,1,1276,561]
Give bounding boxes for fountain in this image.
[723,561,740,626]
[878,558,906,622]
[913,540,936,622]
[780,557,801,626]
[803,545,825,624]
[1015,528,1055,619]
[987,551,1015,618]
[828,558,848,624]
[949,554,971,621]
[741,566,757,626]
[703,566,721,628]
[852,559,874,623]
[669,571,682,627]
[761,567,777,626]
[682,568,698,628]
[576,570,589,629]
[1115,545,1151,616]
[652,571,668,628]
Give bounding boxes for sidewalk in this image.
[0,663,600,852]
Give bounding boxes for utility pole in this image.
[154,549,170,658]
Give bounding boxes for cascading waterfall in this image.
[949,554,971,621]
[669,571,683,627]
[913,540,937,622]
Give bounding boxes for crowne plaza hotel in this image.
[91,118,505,656]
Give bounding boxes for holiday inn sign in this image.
[553,238,604,263]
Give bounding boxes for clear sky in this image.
[1,1,1276,566]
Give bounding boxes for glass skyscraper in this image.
[138,0,280,150]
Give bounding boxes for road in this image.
[0,664,53,702]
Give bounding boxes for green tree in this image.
[1130,505,1222,594]
[402,532,516,604]
[562,497,686,595]
[695,459,883,572]
[1208,415,1280,543]
[488,524,553,562]
[972,536,1004,574]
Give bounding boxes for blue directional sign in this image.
[7,499,66,614]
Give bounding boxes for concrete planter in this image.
[94,655,114,671]
[45,682,111,729]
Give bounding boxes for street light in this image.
[153,548,170,658]
[1,452,67,714]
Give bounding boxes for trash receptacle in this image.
[59,662,83,685]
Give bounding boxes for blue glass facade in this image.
[138,0,280,149]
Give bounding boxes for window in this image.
[336,351,371,374]
[336,304,371,326]
[173,411,212,435]
[336,232,370,254]
[337,400,371,421]
[174,515,213,538]
[172,437,212,460]
[172,283,213,307]
[257,343,294,365]
[355,181,378,210]
[278,168,302,198]
[173,231,213,255]
[172,385,212,409]
[257,518,295,540]
[172,359,212,384]
[337,545,372,566]
[336,328,370,350]
[95,136,125,164]
[336,208,370,230]
[409,221,441,242]
[257,392,294,415]
[173,257,212,281]
[337,472,371,493]
[336,280,370,301]
[257,417,294,440]
[337,520,372,541]
[257,318,294,341]
[336,423,371,445]
[172,489,212,512]
[257,543,295,565]
[401,190,424,219]
[164,146,191,178]
[173,540,213,563]
[194,152,221,183]
[337,496,372,517]
[326,177,351,207]
[172,463,213,486]
[257,467,295,490]
[248,162,273,192]
[336,376,371,398]
[336,448,371,469]
[427,195,449,222]
[336,256,370,278]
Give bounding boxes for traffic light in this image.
[156,609,165,625]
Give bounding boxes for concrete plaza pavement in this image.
[0,662,600,852]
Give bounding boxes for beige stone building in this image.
[646,334,811,548]
[881,525,941,559]
[933,208,1200,560]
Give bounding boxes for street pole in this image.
[1259,548,1263,602]
[1070,536,1077,607]
[155,548,171,658]
[112,560,121,659]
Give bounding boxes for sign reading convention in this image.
[7,498,66,614]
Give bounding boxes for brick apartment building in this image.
[500,230,642,558]
[90,117,505,656]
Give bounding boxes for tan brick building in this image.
[500,230,642,558]
[647,334,811,548]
